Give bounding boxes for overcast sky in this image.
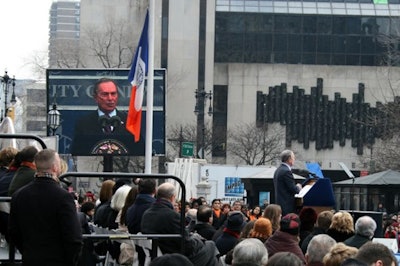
[0,0,53,79]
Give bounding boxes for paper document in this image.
[295,184,313,198]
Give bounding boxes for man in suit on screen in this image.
[71,77,144,155]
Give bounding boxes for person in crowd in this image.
[141,182,220,266]
[343,215,377,249]
[264,213,306,264]
[8,145,38,196]
[94,179,116,227]
[249,205,262,221]
[126,178,156,266]
[301,210,334,254]
[266,251,304,266]
[240,204,250,221]
[106,183,132,262]
[9,149,83,265]
[326,211,355,243]
[376,203,387,215]
[340,258,368,266]
[355,242,397,266]
[211,198,225,229]
[173,200,180,213]
[239,220,255,240]
[299,207,318,247]
[215,211,246,256]
[78,201,100,266]
[322,243,358,266]
[305,234,336,266]
[118,186,138,231]
[384,218,399,239]
[232,238,269,266]
[273,150,302,215]
[149,253,194,266]
[0,147,18,179]
[262,204,282,233]
[0,147,18,242]
[186,208,198,232]
[116,186,138,266]
[84,191,96,203]
[232,200,242,211]
[248,217,273,243]
[193,205,216,240]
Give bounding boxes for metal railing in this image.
[0,134,187,262]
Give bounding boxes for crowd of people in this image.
[0,146,398,266]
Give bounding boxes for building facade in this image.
[47,0,400,176]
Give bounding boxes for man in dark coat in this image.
[8,145,38,196]
[193,205,216,240]
[343,215,377,249]
[9,149,83,266]
[126,178,156,266]
[141,182,220,266]
[273,150,302,215]
[71,78,144,156]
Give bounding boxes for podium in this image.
[295,178,336,213]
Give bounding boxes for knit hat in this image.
[227,211,245,232]
[249,217,272,239]
[280,213,301,235]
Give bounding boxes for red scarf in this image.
[20,161,36,170]
[223,227,241,239]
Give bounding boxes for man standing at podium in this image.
[273,150,302,215]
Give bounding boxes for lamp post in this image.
[194,88,213,159]
[0,71,16,121]
[47,103,61,136]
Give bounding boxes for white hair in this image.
[232,238,269,266]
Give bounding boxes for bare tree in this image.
[49,39,86,69]
[228,123,284,166]
[81,18,135,68]
[167,123,218,159]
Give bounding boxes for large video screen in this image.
[46,69,165,156]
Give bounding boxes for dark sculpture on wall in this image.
[256,78,390,155]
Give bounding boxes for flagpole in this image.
[145,0,155,174]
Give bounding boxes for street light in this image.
[0,71,16,121]
[48,103,61,136]
[194,88,213,159]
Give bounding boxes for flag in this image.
[126,10,149,142]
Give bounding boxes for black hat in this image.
[280,213,301,235]
[227,211,245,232]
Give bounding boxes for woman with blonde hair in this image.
[323,243,358,266]
[263,204,282,233]
[327,211,355,243]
